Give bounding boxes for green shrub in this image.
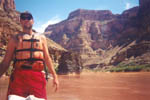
[107,64,150,72]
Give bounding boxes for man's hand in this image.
[53,78,59,92]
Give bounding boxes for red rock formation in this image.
[139,0,150,7]
[0,0,15,10]
[45,1,150,68]
[138,0,150,39]
[68,9,116,21]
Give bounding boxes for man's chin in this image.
[24,26,32,30]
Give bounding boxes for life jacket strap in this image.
[22,39,40,42]
[15,48,43,52]
[14,58,44,62]
[21,65,32,70]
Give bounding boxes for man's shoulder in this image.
[34,33,46,40]
[12,33,24,41]
[34,33,45,37]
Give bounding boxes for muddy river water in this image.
[0,72,150,100]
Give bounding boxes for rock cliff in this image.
[45,1,150,68]
[68,9,116,21]
[0,3,21,52]
[0,0,15,11]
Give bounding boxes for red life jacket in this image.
[13,33,45,71]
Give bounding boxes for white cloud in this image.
[125,2,131,10]
[34,16,62,33]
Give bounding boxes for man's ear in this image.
[32,19,34,24]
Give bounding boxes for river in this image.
[0,72,150,100]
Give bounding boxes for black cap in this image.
[20,11,33,19]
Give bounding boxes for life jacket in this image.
[13,33,45,72]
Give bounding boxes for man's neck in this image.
[23,29,33,35]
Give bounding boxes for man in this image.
[0,11,59,100]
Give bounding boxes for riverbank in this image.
[81,64,150,73]
[106,64,150,72]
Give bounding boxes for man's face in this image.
[20,13,34,30]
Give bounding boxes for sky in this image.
[15,0,139,33]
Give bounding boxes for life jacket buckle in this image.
[21,65,32,69]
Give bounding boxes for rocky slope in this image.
[45,0,150,68]
[111,0,150,66]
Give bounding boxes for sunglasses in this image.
[21,14,33,20]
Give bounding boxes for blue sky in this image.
[15,0,139,33]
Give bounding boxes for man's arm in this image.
[42,36,59,91]
[0,37,16,77]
